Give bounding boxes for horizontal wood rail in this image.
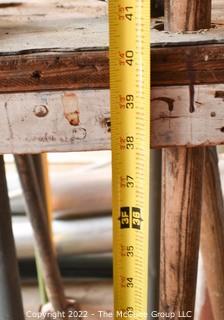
[2,43,224,92]
[0,85,223,153]
[1,0,224,152]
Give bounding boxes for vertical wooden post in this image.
[200,147,224,320]
[164,0,211,32]
[160,147,205,318]
[0,155,25,320]
[160,1,211,318]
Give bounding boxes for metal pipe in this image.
[15,155,67,312]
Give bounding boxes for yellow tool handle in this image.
[109,1,150,319]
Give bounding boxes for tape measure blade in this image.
[109,1,150,319]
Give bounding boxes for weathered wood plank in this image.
[152,85,224,147]
[0,51,109,93]
[1,86,224,153]
[160,147,205,319]
[3,44,224,92]
[201,147,224,320]
[151,21,224,47]
[0,2,108,55]
[160,2,208,319]
[0,0,107,18]
[0,1,224,91]
[151,44,224,87]
[3,44,224,93]
[0,90,110,154]
[0,0,224,55]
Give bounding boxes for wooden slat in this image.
[0,0,107,18]
[0,1,108,54]
[1,85,224,153]
[151,44,224,87]
[160,1,208,318]
[0,0,224,55]
[151,84,224,147]
[2,43,224,92]
[0,90,110,154]
[0,51,109,93]
[0,45,219,94]
[0,1,224,91]
[201,147,224,320]
[160,147,205,318]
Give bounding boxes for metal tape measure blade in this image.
[109,0,150,319]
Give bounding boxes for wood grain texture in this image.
[0,51,109,93]
[164,0,211,32]
[160,147,205,319]
[3,44,224,91]
[0,90,110,154]
[0,1,108,54]
[0,1,224,91]
[0,86,224,153]
[151,44,224,87]
[0,0,223,55]
[152,84,224,147]
[200,147,224,320]
[160,2,208,319]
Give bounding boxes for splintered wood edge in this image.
[0,85,224,154]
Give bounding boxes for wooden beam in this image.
[1,1,224,93]
[160,147,205,318]
[0,51,109,93]
[0,90,110,154]
[160,1,210,319]
[151,84,224,147]
[0,86,224,153]
[151,44,224,87]
[3,44,224,92]
[200,147,224,320]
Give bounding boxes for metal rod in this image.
[32,154,52,226]
[0,155,25,320]
[15,155,67,312]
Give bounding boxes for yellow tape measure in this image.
[109,1,150,319]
